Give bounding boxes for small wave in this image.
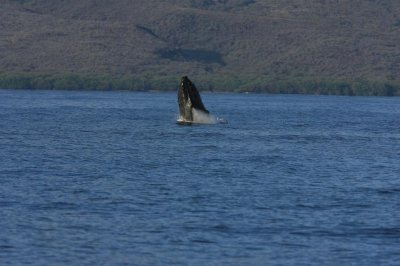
[191,238,216,244]
[177,108,227,125]
[213,223,231,232]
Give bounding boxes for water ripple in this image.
[0,91,399,265]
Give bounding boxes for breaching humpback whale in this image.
[177,76,211,124]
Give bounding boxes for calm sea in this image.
[0,90,399,265]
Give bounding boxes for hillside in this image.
[1,0,400,94]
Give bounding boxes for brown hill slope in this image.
[1,0,400,92]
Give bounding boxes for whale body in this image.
[177,76,210,124]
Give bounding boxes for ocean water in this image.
[0,90,399,265]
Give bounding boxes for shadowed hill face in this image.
[1,0,400,81]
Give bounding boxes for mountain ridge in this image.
[1,0,400,94]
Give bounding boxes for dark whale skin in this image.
[177,76,209,122]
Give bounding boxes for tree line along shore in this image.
[0,73,399,96]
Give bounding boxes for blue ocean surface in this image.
[0,90,399,265]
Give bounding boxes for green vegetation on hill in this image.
[1,73,399,96]
[1,1,400,95]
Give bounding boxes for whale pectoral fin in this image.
[187,85,208,114]
[178,86,186,119]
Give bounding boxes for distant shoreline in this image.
[0,73,399,96]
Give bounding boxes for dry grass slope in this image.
[1,0,400,93]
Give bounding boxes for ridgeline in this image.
[1,0,400,95]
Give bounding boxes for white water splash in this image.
[176,109,227,125]
[192,108,216,124]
